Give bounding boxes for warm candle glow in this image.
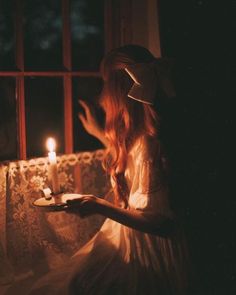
[46,137,56,152]
[46,137,60,194]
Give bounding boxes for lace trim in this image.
[6,149,106,174]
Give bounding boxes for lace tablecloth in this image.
[0,150,111,284]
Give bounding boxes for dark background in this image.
[0,0,234,293]
[158,0,234,294]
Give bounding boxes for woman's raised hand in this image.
[78,100,108,147]
[78,100,101,137]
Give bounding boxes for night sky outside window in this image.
[0,0,105,161]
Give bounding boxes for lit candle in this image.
[46,137,60,194]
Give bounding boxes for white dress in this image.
[29,135,189,295]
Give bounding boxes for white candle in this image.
[46,137,60,194]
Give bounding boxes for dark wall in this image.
[158,1,234,294]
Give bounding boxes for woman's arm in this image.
[100,200,174,237]
[66,196,175,237]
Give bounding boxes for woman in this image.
[30,45,189,295]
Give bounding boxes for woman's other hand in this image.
[78,100,108,147]
[78,100,100,136]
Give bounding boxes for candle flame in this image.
[46,137,56,152]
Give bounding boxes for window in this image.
[0,0,105,161]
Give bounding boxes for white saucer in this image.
[33,193,84,210]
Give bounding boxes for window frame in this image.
[0,0,105,160]
[0,0,138,161]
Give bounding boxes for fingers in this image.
[66,195,94,206]
[65,198,84,216]
[66,198,83,206]
[78,100,93,119]
[78,113,88,127]
[65,197,91,218]
[78,112,94,136]
[78,99,88,109]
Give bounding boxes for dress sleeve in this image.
[128,136,173,217]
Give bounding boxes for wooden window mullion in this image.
[15,0,26,159]
[0,71,100,77]
[16,76,26,159]
[62,0,73,153]
[63,75,73,154]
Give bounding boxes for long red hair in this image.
[100,45,160,208]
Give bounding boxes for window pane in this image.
[72,77,104,151]
[25,77,64,158]
[0,1,16,70]
[71,0,104,71]
[24,0,63,70]
[0,78,17,161]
